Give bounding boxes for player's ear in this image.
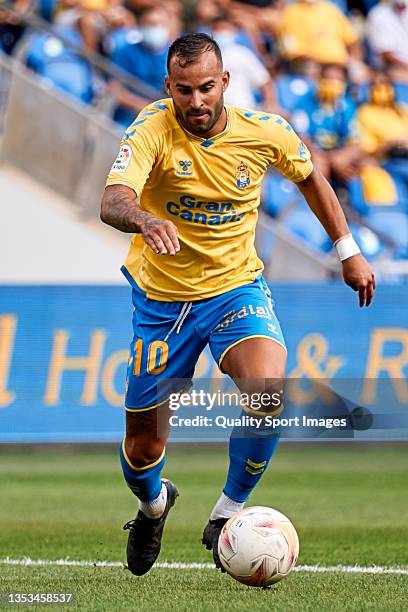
[222,70,230,93]
[164,75,171,96]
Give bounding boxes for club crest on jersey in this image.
[236,162,250,189]
[176,160,193,176]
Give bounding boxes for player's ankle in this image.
[210,492,245,520]
[139,482,168,519]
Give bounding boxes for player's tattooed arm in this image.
[101,184,180,255]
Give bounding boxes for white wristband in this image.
[334,234,360,261]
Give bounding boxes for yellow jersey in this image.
[278,1,358,65]
[357,104,408,154]
[106,99,313,301]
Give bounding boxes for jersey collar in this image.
[171,101,234,145]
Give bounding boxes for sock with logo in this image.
[220,415,280,505]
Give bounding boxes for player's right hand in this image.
[140,217,180,255]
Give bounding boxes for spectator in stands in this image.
[195,0,231,29]
[276,0,366,80]
[291,63,360,181]
[54,0,135,52]
[367,0,408,84]
[210,17,279,111]
[109,4,171,126]
[126,0,182,41]
[195,0,270,58]
[344,72,408,257]
[223,0,279,58]
[274,57,319,120]
[357,71,408,184]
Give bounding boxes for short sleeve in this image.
[105,110,162,195]
[266,117,314,182]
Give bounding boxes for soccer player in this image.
[100,33,375,576]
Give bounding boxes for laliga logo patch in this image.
[176,160,193,176]
[111,144,132,173]
[298,141,308,161]
[236,162,250,189]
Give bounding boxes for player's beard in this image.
[175,94,225,137]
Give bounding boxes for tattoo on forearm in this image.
[101,185,155,233]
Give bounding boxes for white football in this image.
[218,506,299,587]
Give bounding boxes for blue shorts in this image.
[125,277,286,411]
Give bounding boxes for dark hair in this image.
[167,33,222,73]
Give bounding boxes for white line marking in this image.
[1,558,408,575]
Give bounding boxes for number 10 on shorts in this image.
[132,339,169,376]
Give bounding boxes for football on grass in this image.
[218,506,299,587]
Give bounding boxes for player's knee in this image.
[124,436,165,469]
[243,377,285,418]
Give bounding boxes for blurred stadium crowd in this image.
[1,0,407,267]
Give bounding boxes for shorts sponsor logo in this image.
[111,145,132,173]
[215,304,275,332]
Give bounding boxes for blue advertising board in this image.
[0,284,406,442]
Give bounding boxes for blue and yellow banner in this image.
[0,285,406,442]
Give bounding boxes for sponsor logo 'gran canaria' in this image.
[166,194,245,225]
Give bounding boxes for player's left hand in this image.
[342,254,376,307]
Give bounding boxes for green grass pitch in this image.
[0,444,407,611]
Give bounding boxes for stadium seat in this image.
[262,171,302,218]
[262,172,334,254]
[103,27,142,63]
[275,75,315,114]
[348,221,384,261]
[394,82,408,107]
[24,28,95,104]
[284,203,332,253]
[365,210,408,257]
[382,158,408,190]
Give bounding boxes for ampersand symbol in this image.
[288,334,344,405]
